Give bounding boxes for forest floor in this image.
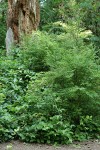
[0,140,100,150]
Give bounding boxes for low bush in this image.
[0,31,100,143]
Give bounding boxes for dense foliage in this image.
[0,0,100,144]
[0,30,100,143]
[40,0,100,55]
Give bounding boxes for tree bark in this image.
[7,0,40,42]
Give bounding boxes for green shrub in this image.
[0,31,100,143]
[16,32,54,72]
[0,104,17,142]
[16,46,100,142]
[47,44,100,124]
[14,73,72,144]
[16,32,100,142]
[73,115,100,141]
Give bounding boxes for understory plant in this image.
[0,31,100,143]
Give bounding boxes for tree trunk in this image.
[7,0,40,42]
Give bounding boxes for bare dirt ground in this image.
[0,140,100,150]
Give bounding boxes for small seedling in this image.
[6,144,13,150]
